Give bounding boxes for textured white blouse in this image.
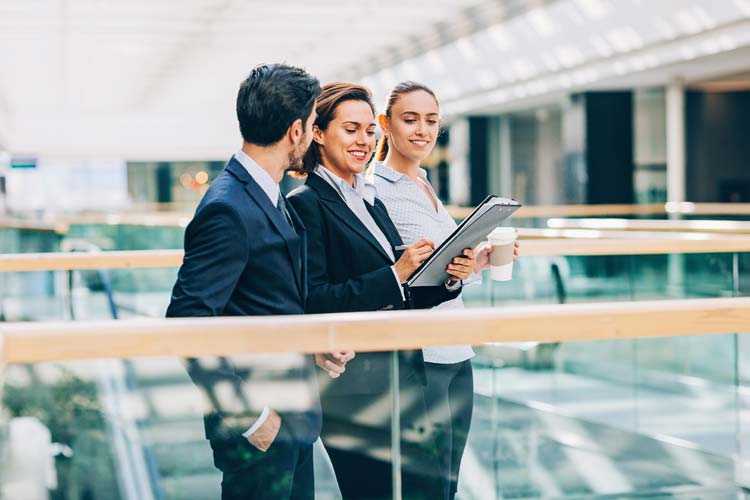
[371,161,475,364]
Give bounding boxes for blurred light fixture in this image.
[476,69,499,90]
[692,5,718,29]
[456,38,479,63]
[735,0,750,16]
[540,52,562,71]
[487,25,513,50]
[574,0,609,20]
[398,60,419,81]
[675,9,702,34]
[425,50,445,73]
[195,171,208,185]
[590,36,613,57]
[528,7,556,37]
[680,46,697,60]
[654,18,679,39]
[719,34,738,50]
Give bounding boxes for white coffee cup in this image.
[487,227,516,281]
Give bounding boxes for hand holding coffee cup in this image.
[487,227,517,281]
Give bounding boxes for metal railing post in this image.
[390,351,402,500]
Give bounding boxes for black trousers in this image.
[422,360,474,500]
[220,441,314,500]
[320,376,443,500]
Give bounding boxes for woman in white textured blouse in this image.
[370,81,519,500]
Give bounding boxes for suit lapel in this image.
[367,199,405,259]
[227,159,304,298]
[287,202,307,302]
[306,174,393,263]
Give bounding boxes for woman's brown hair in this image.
[298,82,376,176]
[374,81,439,162]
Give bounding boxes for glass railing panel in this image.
[1,353,348,499]
[0,228,63,253]
[1,323,746,499]
[2,350,439,500]
[1,267,178,322]
[470,332,741,499]
[462,251,748,308]
[66,224,184,251]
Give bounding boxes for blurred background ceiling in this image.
[0,0,749,160]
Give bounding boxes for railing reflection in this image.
[1,298,749,499]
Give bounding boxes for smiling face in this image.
[383,89,440,164]
[314,99,376,184]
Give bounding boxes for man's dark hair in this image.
[236,64,322,146]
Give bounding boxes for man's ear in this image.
[288,118,304,145]
[312,124,324,146]
[377,114,389,135]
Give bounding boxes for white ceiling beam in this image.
[129,0,248,109]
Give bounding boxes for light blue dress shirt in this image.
[235,149,279,208]
[371,161,475,364]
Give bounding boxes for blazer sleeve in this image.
[166,202,261,439]
[166,202,248,318]
[407,282,461,309]
[287,192,405,314]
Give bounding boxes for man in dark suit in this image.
[166,64,323,500]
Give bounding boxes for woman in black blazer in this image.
[287,83,477,500]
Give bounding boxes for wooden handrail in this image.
[3,233,750,272]
[445,202,750,219]
[0,217,69,234]
[546,218,750,234]
[0,250,184,272]
[5,203,749,232]
[1,297,748,363]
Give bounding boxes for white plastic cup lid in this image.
[488,227,516,241]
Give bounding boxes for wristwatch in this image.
[444,278,462,291]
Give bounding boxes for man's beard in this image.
[286,137,308,172]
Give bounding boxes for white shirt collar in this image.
[235,149,280,207]
[316,164,377,205]
[373,161,429,184]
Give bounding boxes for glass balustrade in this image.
[2,222,749,499]
[1,335,746,499]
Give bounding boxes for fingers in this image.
[410,238,435,250]
[447,258,473,280]
[324,359,346,378]
[452,256,474,267]
[474,241,491,253]
[316,352,354,379]
[412,245,434,256]
[331,351,355,363]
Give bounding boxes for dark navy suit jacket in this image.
[166,157,320,471]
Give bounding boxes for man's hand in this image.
[315,351,356,378]
[394,239,434,282]
[247,408,281,452]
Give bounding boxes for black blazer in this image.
[287,173,459,396]
[166,157,320,470]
